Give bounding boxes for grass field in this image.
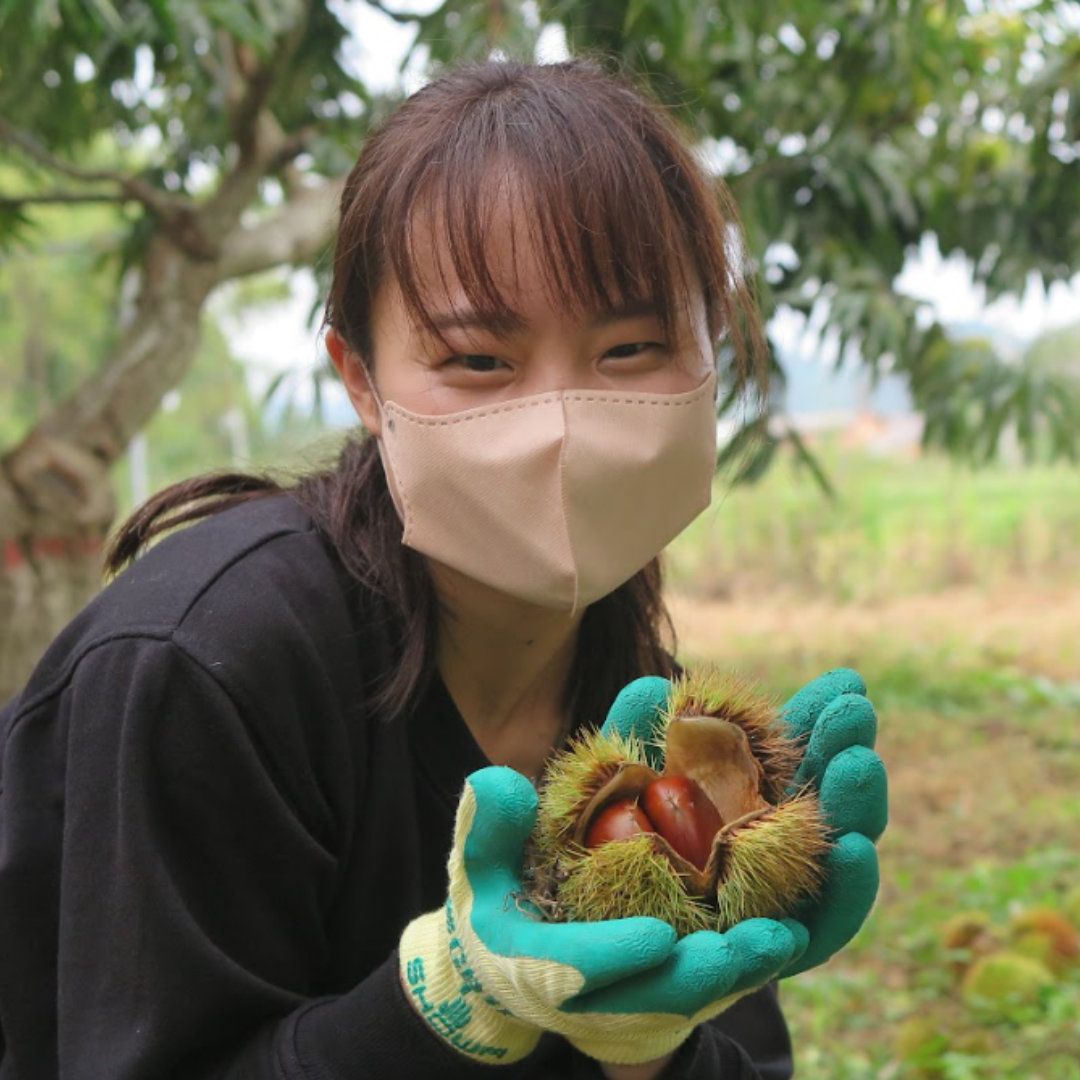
[666,449,1080,1080]
[667,442,1080,603]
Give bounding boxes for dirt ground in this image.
[668,581,1080,681]
[668,583,1080,903]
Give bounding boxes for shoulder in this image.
[105,494,331,638]
[5,495,395,729]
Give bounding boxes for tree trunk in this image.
[0,174,344,706]
[0,11,348,705]
[0,532,106,706]
[0,233,215,703]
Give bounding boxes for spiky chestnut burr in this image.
[525,669,831,937]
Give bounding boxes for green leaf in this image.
[83,0,127,37]
[624,0,649,34]
[0,202,36,250]
[785,424,836,500]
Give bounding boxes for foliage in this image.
[0,0,370,191]
[0,161,264,499]
[1025,319,1080,374]
[412,0,1080,467]
[0,0,378,461]
[918,323,1080,464]
[0,165,126,445]
[0,0,382,611]
[3,1,1080,481]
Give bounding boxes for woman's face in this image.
[328,197,714,433]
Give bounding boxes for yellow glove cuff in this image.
[399,907,541,1066]
[564,987,752,1066]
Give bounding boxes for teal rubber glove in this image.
[773,668,887,974]
[603,668,888,978]
[399,766,805,1066]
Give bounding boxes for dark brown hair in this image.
[107,58,767,727]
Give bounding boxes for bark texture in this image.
[0,23,347,703]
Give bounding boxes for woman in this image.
[0,60,885,1080]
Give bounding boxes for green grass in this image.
[668,441,1080,1076]
[668,443,1080,602]
[782,838,1080,1080]
[677,601,1080,1080]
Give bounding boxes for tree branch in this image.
[0,115,188,219]
[0,191,136,208]
[366,0,422,25]
[218,177,345,280]
[201,16,311,235]
[23,236,221,466]
[229,42,285,161]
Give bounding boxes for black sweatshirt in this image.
[0,496,794,1080]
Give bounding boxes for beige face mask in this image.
[375,372,718,612]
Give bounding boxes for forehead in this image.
[387,161,698,340]
[408,180,558,313]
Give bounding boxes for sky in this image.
[221,0,1080,420]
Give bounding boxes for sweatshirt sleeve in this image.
[4,634,550,1080]
[290,964,793,1080]
[660,987,794,1080]
[2,631,794,1080]
[559,986,792,1080]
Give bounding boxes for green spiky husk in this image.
[531,728,649,860]
[714,795,829,928]
[664,669,802,804]
[554,835,717,938]
[525,671,831,936]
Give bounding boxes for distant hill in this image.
[782,355,914,417]
[1024,321,1080,375]
[779,318,1037,419]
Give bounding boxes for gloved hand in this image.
[398,766,806,1066]
[604,668,888,978]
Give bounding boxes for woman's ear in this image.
[325,328,382,436]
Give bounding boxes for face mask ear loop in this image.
[558,394,581,619]
[359,358,394,435]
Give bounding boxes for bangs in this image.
[394,117,693,343]
[381,73,732,347]
[331,61,762,386]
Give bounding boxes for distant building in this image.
[774,350,923,456]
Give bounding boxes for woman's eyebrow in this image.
[427,308,527,337]
[592,299,660,327]
[425,298,659,336]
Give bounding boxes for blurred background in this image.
[1,1,1078,1076]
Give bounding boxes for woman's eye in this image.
[446,354,505,373]
[604,342,661,359]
